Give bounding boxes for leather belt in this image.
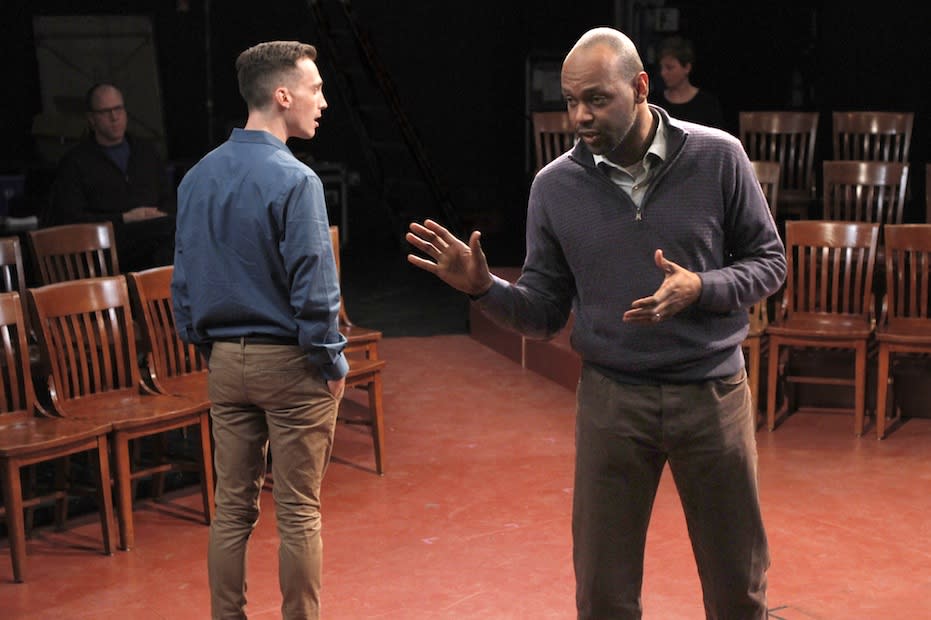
[213,335,298,346]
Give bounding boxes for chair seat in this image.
[876,324,931,346]
[0,418,111,456]
[346,357,386,381]
[154,372,209,405]
[767,316,873,339]
[56,391,205,430]
[342,324,382,343]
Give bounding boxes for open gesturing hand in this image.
[406,219,494,297]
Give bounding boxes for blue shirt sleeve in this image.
[279,176,349,380]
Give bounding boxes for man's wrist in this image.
[468,281,493,301]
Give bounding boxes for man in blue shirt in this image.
[172,41,347,620]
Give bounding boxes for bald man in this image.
[406,27,784,619]
[49,83,175,272]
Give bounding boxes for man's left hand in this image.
[623,249,702,324]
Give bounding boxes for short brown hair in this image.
[658,36,695,67]
[235,41,318,109]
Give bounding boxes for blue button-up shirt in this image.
[172,128,348,380]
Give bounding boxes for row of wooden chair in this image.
[532,109,920,222]
[743,222,931,440]
[738,110,915,221]
[0,272,214,583]
[532,108,913,169]
[6,223,385,474]
[2,224,387,582]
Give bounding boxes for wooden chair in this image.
[766,221,879,436]
[874,224,931,439]
[743,301,769,422]
[28,276,214,550]
[742,161,781,419]
[126,266,207,404]
[342,352,387,475]
[126,266,210,499]
[739,111,819,220]
[531,111,575,173]
[926,163,931,224]
[832,111,914,163]
[821,161,909,226]
[27,222,119,285]
[749,160,781,218]
[327,226,387,474]
[0,237,27,296]
[0,291,116,582]
[330,226,382,359]
[0,236,34,345]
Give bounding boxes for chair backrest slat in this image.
[883,224,931,327]
[749,160,780,217]
[29,276,140,404]
[785,221,879,319]
[739,112,819,200]
[532,111,576,173]
[832,111,914,162]
[127,266,206,385]
[822,161,909,226]
[0,292,34,420]
[27,223,120,285]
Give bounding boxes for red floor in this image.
[2,335,930,619]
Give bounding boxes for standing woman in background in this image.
[652,35,725,129]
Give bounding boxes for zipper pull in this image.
[635,208,642,221]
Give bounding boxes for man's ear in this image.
[635,71,650,103]
[274,86,291,110]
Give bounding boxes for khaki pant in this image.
[207,341,339,620]
[573,365,769,620]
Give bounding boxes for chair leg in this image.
[854,343,867,437]
[130,439,143,502]
[152,434,169,501]
[53,458,69,531]
[766,340,781,431]
[2,460,27,582]
[368,374,386,476]
[24,465,37,537]
[875,346,891,440]
[112,433,135,551]
[198,414,215,524]
[745,339,761,423]
[94,435,117,555]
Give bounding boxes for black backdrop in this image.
[2,1,928,257]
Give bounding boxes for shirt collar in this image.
[229,127,290,152]
[593,110,667,171]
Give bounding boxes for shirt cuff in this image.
[320,353,350,381]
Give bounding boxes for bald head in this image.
[565,27,644,81]
[560,27,653,165]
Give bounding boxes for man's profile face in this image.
[282,58,328,140]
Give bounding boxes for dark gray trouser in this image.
[207,341,339,620]
[573,365,769,620]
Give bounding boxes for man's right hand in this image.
[406,219,494,297]
[327,377,346,400]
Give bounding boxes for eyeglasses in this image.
[91,104,125,116]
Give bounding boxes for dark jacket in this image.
[47,133,174,227]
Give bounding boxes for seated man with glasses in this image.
[47,82,176,271]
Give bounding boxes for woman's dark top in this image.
[653,89,724,129]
